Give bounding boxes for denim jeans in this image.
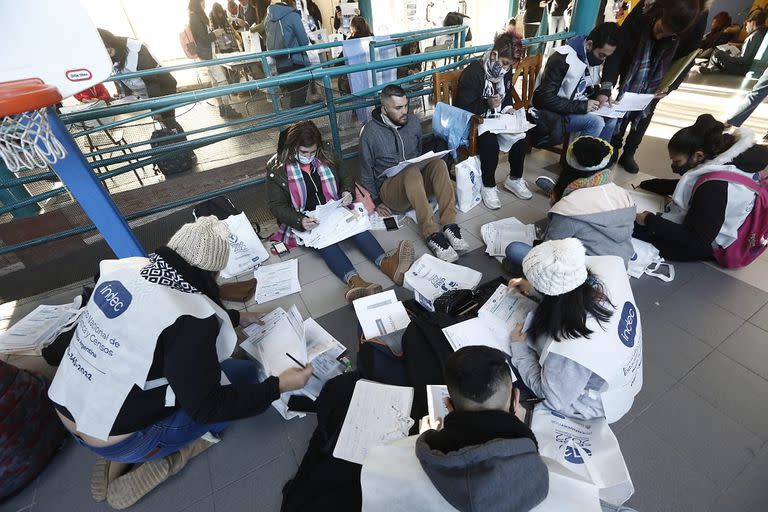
[505,241,534,266]
[75,359,262,463]
[318,230,385,283]
[567,113,618,141]
[727,67,768,127]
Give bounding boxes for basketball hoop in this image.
[0,79,67,172]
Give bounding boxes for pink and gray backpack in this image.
[693,171,768,268]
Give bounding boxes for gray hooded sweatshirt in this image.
[546,183,636,267]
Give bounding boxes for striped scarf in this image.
[271,159,339,248]
[563,169,612,197]
[620,26,676,117]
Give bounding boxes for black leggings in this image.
[476,132,525,187]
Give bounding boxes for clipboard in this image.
[658,50,698,92]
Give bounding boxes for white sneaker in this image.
[481,186,501,209]
[504,177,533,200]
[427,233,459,262]
[443,224,470,253]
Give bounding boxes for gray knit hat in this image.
[522,238,588,296]
[167,216,230,271]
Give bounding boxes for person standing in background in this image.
[544,0,572,56]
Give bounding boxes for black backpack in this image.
[192,196,264,238]
[149,124,196,175]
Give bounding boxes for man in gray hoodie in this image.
[361,346,550,512]
[359,85,468,262]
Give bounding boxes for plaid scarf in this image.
[563,169,612,197]
[620,26,677,116]
[271,159,339,247]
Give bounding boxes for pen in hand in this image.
[285,352,320,379]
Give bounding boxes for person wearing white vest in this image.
[507,238,643,423]
[361,346,551,512]
[48,216,313,509]
[634,114,768,262]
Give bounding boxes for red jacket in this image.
[73,83,111,102]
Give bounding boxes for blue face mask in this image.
[296,153,315,165]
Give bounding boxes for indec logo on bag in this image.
[617,301,638,348]
[94,281,133,319]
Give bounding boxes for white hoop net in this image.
[0,106,67,172]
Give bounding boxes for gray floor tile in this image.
[709,444,768,512]
[491,201,547,225]
[631,359,678,415]
[641,316,711,380]
[455,210,499,241]
[212,452,297,512]
[618,422,721,512]
[718,322,768,382]
[655,288,745,347]
[679,268,768,320]
[296,251,332,286]
[299,275,349,318]
[749,302,768,332]
[208,409,292,491]
[178,496,214,512]
[636,386,762,490]
[682,351,768,441]
[1,476,38,512]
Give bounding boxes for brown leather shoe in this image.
[345,274,382,302]
[379,240,415,286]
[219,278,256,302]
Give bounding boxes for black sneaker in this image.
[618,151,640,174]
[427,232,459,262]
[443,224,469,252]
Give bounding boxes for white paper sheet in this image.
[628,189,666,214]
[382,150,451,178]
[590,106,626,119]
[333,380,414,465]
[426,384,451,425]
[613,92,655,112]
[478,109,535,135]
[240,307,308,375]
[294,201,372,249]
[442,317,513,356]
[478,285,538,334]
[352,290,411,339]
[304,318,346,362]
[0,300,82,355]
[481,217,536,257]
[254,259,301,303]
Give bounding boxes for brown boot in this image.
[379,240,415,286]
[219,278,256,302]
[345,274,382,302]
[91,458,131,502]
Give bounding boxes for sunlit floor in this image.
[3,73,768,512]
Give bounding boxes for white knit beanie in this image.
[167,216,231,271]
[522,238,588,296]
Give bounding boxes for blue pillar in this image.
[358,0,372,27]
[509,0,519,18]
[47,111,146,258]
[570,0,601,36]
[0,160,40,218]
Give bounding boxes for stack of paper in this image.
[255,259,301,304]
[241,307,348,419]
[0,299,83,355]
[294,200,372,249]
[427,384,451,426]
[442,285,536,356]
[478,109,535,135]
[333,380,414,464]
[481,217,536,257]
[352,290,411,339]
[382,150,451,179]
[593,92,655,119]
[628,188,667,214]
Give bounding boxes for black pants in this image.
[477,133,525,187]
[611,98,660,155]
[277,64,309,109]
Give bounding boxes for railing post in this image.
[509,0,519,18]
[323,75,343,157]
[358,0,373,27]
[570,0,601,36]
[0,160,40,218]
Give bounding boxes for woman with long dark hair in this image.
[267,121,415,301]
[634,114,768,262]
[508,238,642,422]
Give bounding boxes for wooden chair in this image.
[508,54,543,110]
[432,67,483,157]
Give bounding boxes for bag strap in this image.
[644,261,675,282]
[693,171,763,195]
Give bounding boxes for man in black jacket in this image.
[531,22,619,145]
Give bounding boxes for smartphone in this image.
[272,241,289,255]
[383,217,399,231]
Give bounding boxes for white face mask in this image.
[296,152,315,165]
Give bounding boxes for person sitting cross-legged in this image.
[359,85,469,262]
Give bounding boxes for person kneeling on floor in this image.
[361,346,550,512]
[47,216,314,510]
[268,121,415,301]
[508,238,642,423]
[506,136,635,269]
[634,114,768,262]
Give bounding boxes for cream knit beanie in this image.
[522,238,588,296]
[167,216,231,271]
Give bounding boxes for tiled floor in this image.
[4,74,768,511]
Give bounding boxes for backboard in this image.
[0,0,113,100]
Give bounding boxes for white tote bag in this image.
[531,406,634,507]
[403,254,482,311]
[627,237,675,282]
[455,156,482,213]
[220,213,270,278]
